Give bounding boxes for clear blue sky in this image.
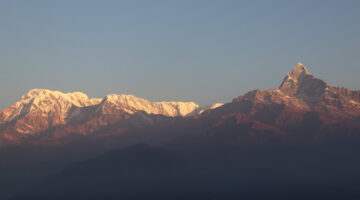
[0,0,359,108]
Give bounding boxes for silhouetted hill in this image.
[13,141,360,200]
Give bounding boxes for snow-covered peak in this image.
[288,62,309,79]
[20,89,101,107]
[279,63,329,98]
[0,89,101,128]
[100,94,199,117]
[281,63,309,84]
[279,63,311,95]
[103,94,145,104]
[0,89,201,137]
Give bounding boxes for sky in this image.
[0,0,359,108]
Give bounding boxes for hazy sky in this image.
[0,0,359,108]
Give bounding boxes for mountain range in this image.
[2,63,360,199]
[0,88,222,146]
[1,62,359,147]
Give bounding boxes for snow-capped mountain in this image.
[0,63,359,147]
[206,62,360,141]
[0,89,221,146]
[0,89,101,136]
[278,62,360,117]
[98,94,199,117]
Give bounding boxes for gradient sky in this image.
[0,0,359,108]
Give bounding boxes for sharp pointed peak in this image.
[279,63,311,94]
[290,62,309,76]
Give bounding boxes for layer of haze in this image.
[0,0,359,109]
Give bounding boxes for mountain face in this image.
[0,90,204,146]
[279,63,360,114]
[198,63,360,143]
[0,89,101,131]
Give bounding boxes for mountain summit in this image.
[279,62,326,97]
[283,62,310,81]
[279,63,360,109]
[0,89,101,134]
